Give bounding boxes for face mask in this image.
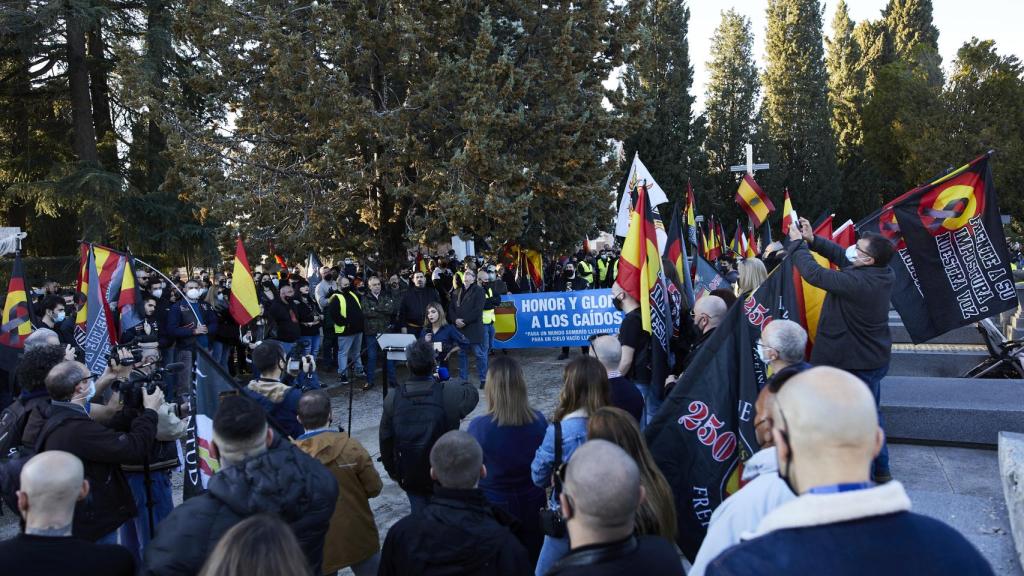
[186,288,201,300]
[53,311,66,323]
[151,289,163,299]
[777,435,797,495]
[612,296,623,311]
[845,245,859,264]
[76,379,96,404]
[757,344,773,364]
[217,294,226,302]
[271,279,280,288]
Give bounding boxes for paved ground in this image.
[1,347,1020,575]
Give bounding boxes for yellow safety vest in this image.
[578,260,594,285]
[329,292,361,335]
[482,287,495,324]
[597,258,608,283]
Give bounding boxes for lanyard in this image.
[807,482,874,495]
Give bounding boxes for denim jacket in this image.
[531,409,589,510]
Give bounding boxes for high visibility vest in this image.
[329,292,361,335]
[482,287,495,324]
[597,258,609,283]
[453,270,464,292]
[578,260,594,285]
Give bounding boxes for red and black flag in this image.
[0,252,35,381]
[667,205,696,308]
[859,153,1017,342]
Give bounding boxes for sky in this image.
[688,0,1024,113]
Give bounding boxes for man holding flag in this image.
[788,217,895,483]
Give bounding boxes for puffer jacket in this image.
[142,435,338,576]
[293,431,383,573]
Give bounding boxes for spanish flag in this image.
[0,252,34,351]
[745,226,758,258]
[706,218,722,261]
[791,217,834,346]
[735,174,775,227]
[781,189,794,236]
[617,183,674,400]
[416,252,429,275]
[229,238,261,325]
[667,205,695,308]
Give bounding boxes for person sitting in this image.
[589,335,644,425]
[144,395,337,576]
[0,451,134,575]
[467,356,548,562]
[379,339,478,515]
[198,513,310,576]
[379,430,531,576]
[546,440,683,575]
[707,367,995,576]
[243,341,304,439]
[294,390,383,576]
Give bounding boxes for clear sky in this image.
[689,0,1024,113]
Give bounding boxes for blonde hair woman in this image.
[468,356,548,561]
[737,258,768,294]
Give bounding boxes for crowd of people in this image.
[0,220,1001,575]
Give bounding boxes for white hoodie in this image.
[689,447,796,576]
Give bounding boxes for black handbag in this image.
[538,420,567,538]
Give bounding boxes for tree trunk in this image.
[67,10,99,165]
[88,19,118,172]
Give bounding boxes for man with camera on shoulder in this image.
[39,356,163,544]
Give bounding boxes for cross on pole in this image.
[729,143,770,176]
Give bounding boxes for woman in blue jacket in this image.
[531,356,611,576]
[419,302,468,372]
[468,356,548,562]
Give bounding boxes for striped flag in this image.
[685,181,698,247]
[781,189,795,236]
[616,182,674,400]
[82,247,114,374]
[667,206,695,308]
[75,243,122,348]
[229,238,261,325]
[832,219,856,249]
[0,252,34,350]
[735,174,776,227]
[114,253,145,338]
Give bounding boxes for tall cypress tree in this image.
[883,0,942,85]
[703,9,760,220]
[621,0,704,209]
[761,0,839,220]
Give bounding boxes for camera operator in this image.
[244,341,315,439]
[39,359,162,543]
[116,349,188,562]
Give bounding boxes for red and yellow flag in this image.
[792,217,835,346]
[735,174,776,227]
[229,238,261,325]
[781,189,794,236]
[0,252,33,350]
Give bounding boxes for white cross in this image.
[729,143,770,176]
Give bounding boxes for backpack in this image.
[0,407,75,514]
[390,381,448,493]
[0,399,34,457]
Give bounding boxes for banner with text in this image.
[492,289,624,348]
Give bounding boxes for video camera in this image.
[285,346,317,376]
[113,362,192,417]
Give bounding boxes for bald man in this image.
[547,440,682,575]
[0,451,134,575]
[591,335,644,424]
[707,367,994,576]
[665,295,728,391]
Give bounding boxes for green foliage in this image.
[703,9,760,221]
[761,0,840,221]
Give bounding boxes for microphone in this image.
[163,362,187,374]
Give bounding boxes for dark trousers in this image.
[849,362,891,476]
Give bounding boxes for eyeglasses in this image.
[76,374,95,387]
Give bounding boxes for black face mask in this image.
[612,296,623,311]
[776,405,798,495]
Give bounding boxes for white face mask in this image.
[757,344,774,365]
[186,288,201,300]
[845,245,860,264]
[75,378,96,404]
[151,288,163,299]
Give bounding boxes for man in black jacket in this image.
[547,440,682,576]
[380,340,478,515]
[143,395,337,576]
[41,360,162,542]
[555,263,590,360]
[399,271,440,334]
[789,217,895,483]
[449,269,486,385]
[379,430,530,576]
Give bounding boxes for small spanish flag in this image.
[229,238,261,325]
[735,174,775,227]
[781,188,794,236]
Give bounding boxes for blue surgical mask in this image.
[845,245,859,263]
[76,379,96,404]
[54,311,66,323]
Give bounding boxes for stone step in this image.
[889,347,989,378]
[880,376,1024,446]
[889,324,984,345]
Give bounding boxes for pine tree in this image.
[703,9,760,220]
[761,0,839,220]
[883,0,942,85]
[621,0,704,210]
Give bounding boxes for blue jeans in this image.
[119,470,174,564]
[365,334,395,387]
[536,534,570,576]
[337,334,364,375]
[349,552,381,576]
[408,492,430,516]
[483,322,495,353]
[210,340,230,368]
[295,335,321,389]
[458,343,488,383]
[849,362,891,476]
[635,382,661,429]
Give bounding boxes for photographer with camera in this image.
[115,348,188,562]
[38,359,162,543]
[244,341,310,439]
